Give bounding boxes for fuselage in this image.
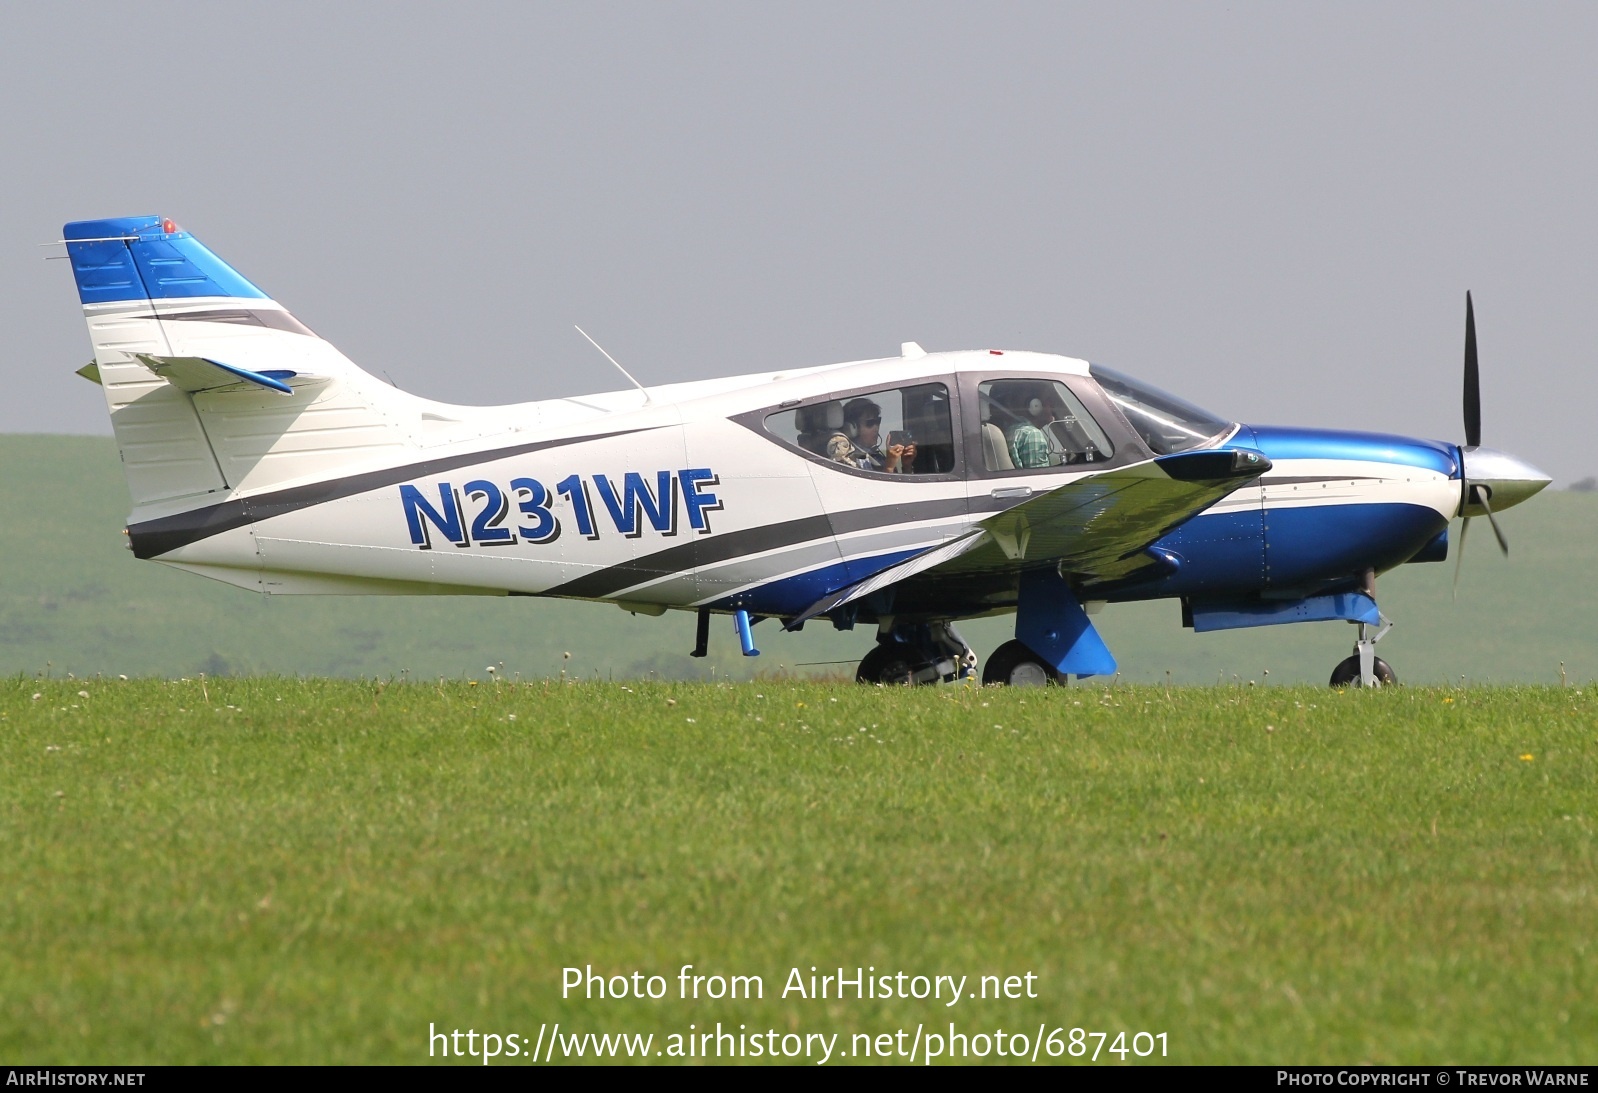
[131,348,1480,626]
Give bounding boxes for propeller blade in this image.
[1476,484,1509,555]
[1463,291,1481,448]
[1452,516,1470,601]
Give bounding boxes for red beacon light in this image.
[161,218,180,235]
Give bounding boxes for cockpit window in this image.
[978,380,1114,471]
[764,382,955,475]
[1088,365,1232,454]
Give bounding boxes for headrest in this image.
[797,401,847,432]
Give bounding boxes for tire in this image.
[981,640,1065,687]
[1328,655,1397,687]
[856,643,917,685]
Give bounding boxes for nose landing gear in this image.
[1329,613,1396,687]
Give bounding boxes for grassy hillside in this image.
[2,435,1594,683]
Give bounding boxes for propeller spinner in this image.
[1453,292,1551,593]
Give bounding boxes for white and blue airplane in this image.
[61,215,1550,686]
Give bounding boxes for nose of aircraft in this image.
[1458,446,1551,517]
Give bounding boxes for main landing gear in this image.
[981,640,1065,687]
[853,625,1071,687]
[1328,612,1396,687]
[855,622,978,685]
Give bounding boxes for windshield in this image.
[1088,365,1232,454]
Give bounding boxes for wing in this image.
[787,446,1269,626]
[951,446,1269,577]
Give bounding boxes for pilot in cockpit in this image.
[828,398,917,473]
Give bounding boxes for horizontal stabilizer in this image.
[133,353,314,396]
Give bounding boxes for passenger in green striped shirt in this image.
[1008,396,1053,469]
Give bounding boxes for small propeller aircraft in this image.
[60,216,1550,686]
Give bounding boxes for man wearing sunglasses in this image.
[828,398,917,473]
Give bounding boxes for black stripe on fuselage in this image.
[543,495,980,601]
[127,427,653,559]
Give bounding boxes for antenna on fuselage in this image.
[574,326,652,406]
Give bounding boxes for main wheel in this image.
[856,643,917,685]
[1328,655,1397,687]
[981,640,1065,686]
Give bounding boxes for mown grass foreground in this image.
[2,678,1593,1065]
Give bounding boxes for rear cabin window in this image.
[764,382,955,475]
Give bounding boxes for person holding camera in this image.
[827,398,916,473]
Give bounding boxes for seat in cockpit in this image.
[795,401,845,455]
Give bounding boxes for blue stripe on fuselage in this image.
[1245,425,1460,477]
[708,548,924,617]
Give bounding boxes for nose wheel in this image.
[1329,613,1396,687]
[1329,654,1396,687]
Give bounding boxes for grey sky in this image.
[5,2,1594,483]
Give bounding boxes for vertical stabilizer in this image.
[66,217,233,504]
[64,217,410,511]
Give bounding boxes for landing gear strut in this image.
[1329,612,1396,687]
[855,621,977,685]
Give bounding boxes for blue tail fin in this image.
[64,216,268,304]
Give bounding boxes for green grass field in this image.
[3,677,1593,1064]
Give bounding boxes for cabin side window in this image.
[763,382,956,476]
[977,379,1115,471]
